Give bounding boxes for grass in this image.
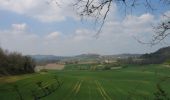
[0,64,170,100]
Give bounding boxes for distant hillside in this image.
[30,54,101,64]
[141,46,170,63]
[30,55,67,63]
[75,53,100,58]
[141,46,170,59]
[73,54,101,60]
[30,55,63,60]
[30,47,170,65]
[30,53,142,64]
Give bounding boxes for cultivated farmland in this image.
[0,64,170,100]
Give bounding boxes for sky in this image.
[0,0,170,56]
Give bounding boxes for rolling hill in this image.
[141,46,170,59]
[30,53,142,63]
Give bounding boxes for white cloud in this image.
[46,31,61,40]
[123,13,154,27]
[0,0,119,23]
[72,29,95,41]
[102,13,154,38]
[0,0,35,14]
[0,23,40,54]
[0,0,78,22]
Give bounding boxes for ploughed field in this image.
[0,64,170,100]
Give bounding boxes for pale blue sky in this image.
[0,0,169,56]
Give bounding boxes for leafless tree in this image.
[51,0,170,44]
[151,17,170,45]
[73,0,170,43]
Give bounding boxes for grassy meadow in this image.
[0,64,170,100]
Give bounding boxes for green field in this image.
[0,64,170,100]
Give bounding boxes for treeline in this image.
[0,48,35,76]
[118,46,170,65]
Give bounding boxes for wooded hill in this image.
[141,46,170,64]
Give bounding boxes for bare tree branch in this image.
[51,0,170,44]
[73,0,114,36]
[72,0,170,44]
[151,20,170,45]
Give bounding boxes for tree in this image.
[65,0,170,44]
[0,48,8,75]
[0,47,35,76]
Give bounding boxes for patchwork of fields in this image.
[0,64,170,100]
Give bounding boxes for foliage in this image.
[0,47,35,76]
